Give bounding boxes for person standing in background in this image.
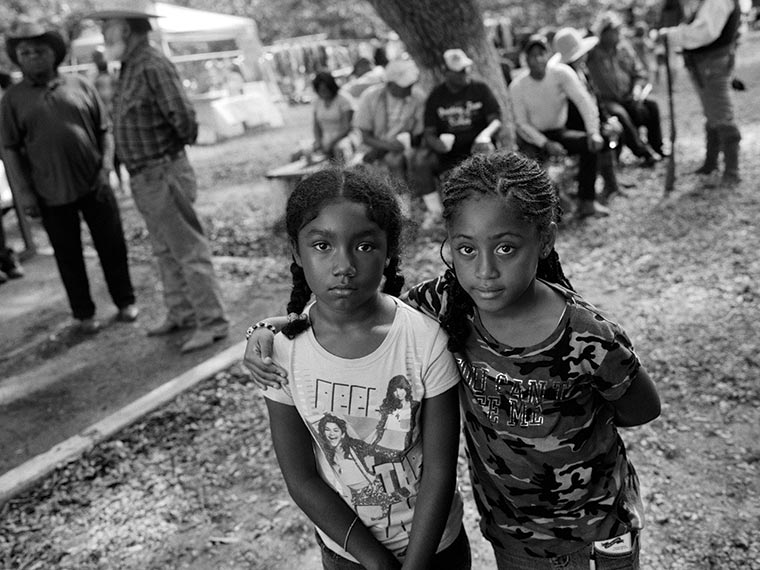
[660,0,743,185]
[0,70,25,285]
[0,20,136,331]
[86,1,229,353]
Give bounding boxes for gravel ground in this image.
[1,33,759,570]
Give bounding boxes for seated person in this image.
[353,58,425,182]
[586,12,665,166]
[552,27,624,203]
[311,71,355,163]
[341,57,386,103]
[510,35,607,218]
[410,49,501,228]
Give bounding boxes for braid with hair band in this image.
[436,239,473,353]
[283,260,312,339]
[382,255,405,297]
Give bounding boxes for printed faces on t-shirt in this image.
[305,373,422,526]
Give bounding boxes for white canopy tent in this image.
[69,2,284,143]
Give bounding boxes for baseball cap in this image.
[523,34,549,54]
[385,58,419,88]
[443,49,473,72]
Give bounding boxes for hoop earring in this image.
[439,238,453,270]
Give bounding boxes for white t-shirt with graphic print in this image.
[263,298,463,562]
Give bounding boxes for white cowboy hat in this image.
[84,0,161,20]
[551,27,599,65]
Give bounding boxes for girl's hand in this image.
[243,328,288,389]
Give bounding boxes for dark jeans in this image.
[40,181,135,320]
[602,99,663,156]
[518,129,598,201]
[316,525,471,570]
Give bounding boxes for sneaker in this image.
[180,329,229,353]
[0,249,23,279]
[146,319,195,336]
[576,200,610,219]
[78,318,102,335]
[0,269,7,284]
[116,304,139,322]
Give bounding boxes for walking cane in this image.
[664,34,676,194]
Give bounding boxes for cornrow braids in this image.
[436,151,574,347]
[382,255,405,297]
[538,249,574,291]
[283,261,312,339]
[443,152,571,289]
[439,268,474,353]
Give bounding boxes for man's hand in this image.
[587,133,604,153]
[386,139,406,153]
[471,140,496,155]
[23,203,40,218]
[544,140,566,157]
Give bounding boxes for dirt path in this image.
[2,36,760,570]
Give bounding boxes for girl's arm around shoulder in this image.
[611,366,661,427]
[401,276,447,322]
[265,399,401,570]
[401,385,462,569]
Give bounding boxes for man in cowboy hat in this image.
[552,27,624,204]
[353,57,426,183]
[410,48,502,229]
[510,34,607,218]
[85,1,229,353]
[659,0,743,185]
[586,11,665,167]
[0,18,138,333]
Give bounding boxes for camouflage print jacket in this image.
[404,277,645,557]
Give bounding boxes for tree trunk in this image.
[365,0,515,149]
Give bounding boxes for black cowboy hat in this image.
[6,20,68,68]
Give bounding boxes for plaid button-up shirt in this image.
[113,40,197,172]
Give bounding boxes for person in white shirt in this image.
[659,0,742,185]
[510,34,607,218]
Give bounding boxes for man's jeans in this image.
[129,154,228,333]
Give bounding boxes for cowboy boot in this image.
[694,126,720,175]
[597,149,621,205]
[718,125,741,186]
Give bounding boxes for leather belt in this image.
[129,149,186,176]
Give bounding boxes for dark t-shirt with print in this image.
[404,277,645,557]
[424,80,500,167]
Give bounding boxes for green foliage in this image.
[178,0,388,44]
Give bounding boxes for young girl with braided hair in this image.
[246,152,660,569]
[253,165,470,570]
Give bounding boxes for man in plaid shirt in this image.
[88,2,229,353]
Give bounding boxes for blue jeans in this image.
[316,525,471,570]
[492,531,640,570]
[517,129,599,202]
[129,154,228,332]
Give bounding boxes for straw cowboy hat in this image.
[551,27,599,65]
[85,0,162,20]
[5,19,68,68]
